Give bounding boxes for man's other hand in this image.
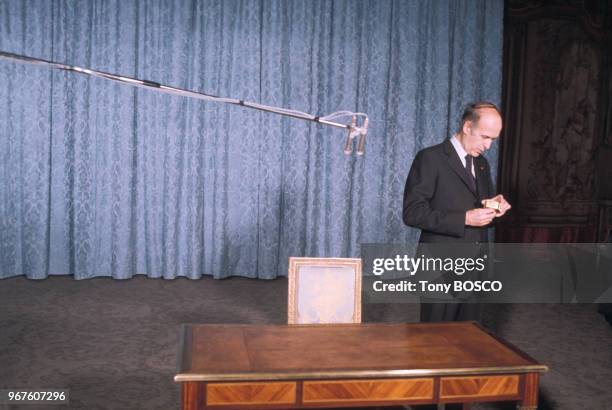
[465,208,496,227]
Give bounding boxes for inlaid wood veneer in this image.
[176,323,547,409]
[303,378,434,403]
[440,375,520,399]
[206,382,296,406]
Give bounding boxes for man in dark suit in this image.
[403,102,511,322]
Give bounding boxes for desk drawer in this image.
[440,375,520,400]
[303,378,434,403]
[206,382,296,406]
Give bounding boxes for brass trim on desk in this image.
[174,365,548,382]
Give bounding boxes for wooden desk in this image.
[175,322,547,409]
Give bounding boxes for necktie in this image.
[465,154,476,192]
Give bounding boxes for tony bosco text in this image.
[368,254,503,295]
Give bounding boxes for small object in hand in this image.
[483,199,501,212]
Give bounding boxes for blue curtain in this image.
[0,0,503,279]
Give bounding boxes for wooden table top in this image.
[175,322,547,382]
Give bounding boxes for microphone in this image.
[356,117,368,155]
[344,116,357,155]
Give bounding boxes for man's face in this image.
[460,108,502,157]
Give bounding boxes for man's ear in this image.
[462,120,472,135]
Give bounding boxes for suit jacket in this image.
[403,139,495,244]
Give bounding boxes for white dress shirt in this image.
[450,135,475,177]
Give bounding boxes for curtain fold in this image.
[0,0,504,279]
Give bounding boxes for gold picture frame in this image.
[287,257,362,325]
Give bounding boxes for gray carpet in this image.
[1,276,611,409]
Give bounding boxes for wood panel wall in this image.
[497,0,612,243]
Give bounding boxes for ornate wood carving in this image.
[497,0,612,242]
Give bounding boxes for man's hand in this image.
[482,194,512,217]
[465,208,496,227]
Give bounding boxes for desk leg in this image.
[182,382,204,410]
[517,373,539,410]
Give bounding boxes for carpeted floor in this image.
[1,276,611,409]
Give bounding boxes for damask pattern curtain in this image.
[0,0,503,279]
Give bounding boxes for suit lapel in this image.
[442,139,477,198]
